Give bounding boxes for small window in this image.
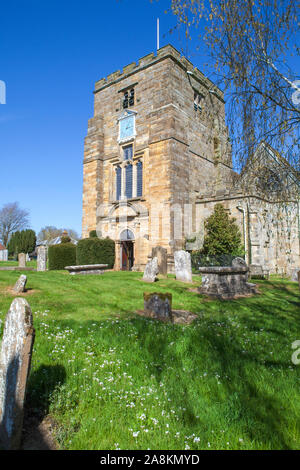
[123,88,135,109]
[123,144,133,161]
[194,92,203,113]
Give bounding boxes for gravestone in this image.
[18,253,26,269]
[0,298,35,450]
[151,246,168,276]
[142,257,159,283]
[143,292,172,322]
[249,264,270,280]
[37,246,48,272]
[65,264,108,275]
[174,250,193,283]
[13,275,27,294]
[291,268,300,282]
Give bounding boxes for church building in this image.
[82,44,300,275]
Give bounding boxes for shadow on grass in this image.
[203,326,295,449]
[132,282,299,448]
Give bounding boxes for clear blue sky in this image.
[1,0,203,237]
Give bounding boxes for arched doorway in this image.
[120,229,135,271]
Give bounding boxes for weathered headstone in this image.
[174,250,193,283]
[0,298,35,450]
[37,246,48,272]
[18,253,26,269]
[291,268,300,282]
[142,257,159,283]
[143,292,172,322]
[13,275,27,294]
[151,246,168,276]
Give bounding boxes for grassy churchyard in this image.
[0,265,299,450]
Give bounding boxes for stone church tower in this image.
[82,44,300,274]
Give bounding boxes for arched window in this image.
[125,164,133,199]
[116,166,121,201]
[137,161,143,197]
[120,229,135,241]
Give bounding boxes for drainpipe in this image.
[237,206,247,263]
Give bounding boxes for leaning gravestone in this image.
[143,292,173,322]
[174,250,193,283]
[13,275,27,294]
[18,253,26,269]
[37,246,48,272]
[142,257,159,283]
[0,298,35,450]
[151,246,168,276]
[0,250,8,262]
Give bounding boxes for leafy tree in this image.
[201,203,244,256]
[168,0,299,186]
[0,202,30,247]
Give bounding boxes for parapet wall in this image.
[94,44,223,100]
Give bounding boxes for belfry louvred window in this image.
[123,88,135,109]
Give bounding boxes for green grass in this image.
[0,260,37,268]
[0,269,299,450]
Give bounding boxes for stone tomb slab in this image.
[198,263,258,299]
[137,292,197,325]
[65,264,108,275]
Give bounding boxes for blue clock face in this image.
[119,115,135,141]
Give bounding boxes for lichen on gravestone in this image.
[0,298,35,450]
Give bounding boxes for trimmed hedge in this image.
[76,237,115,268]
[48,243,77,270]
[89,230,98,238]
